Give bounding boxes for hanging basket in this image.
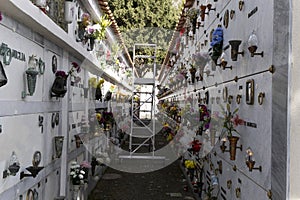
[51,76,67,97]
[26,68,39,96]
[0,61,8,87]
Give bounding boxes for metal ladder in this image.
[119,43,164,160]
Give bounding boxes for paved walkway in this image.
[88,160,195,200]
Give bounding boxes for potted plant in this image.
[193,52,209,80]
[221,104,245,160]
[70,161,85,185]
[80,161,91,180]
[76,13,90,42]
[85,15,111,51]
[95,79,104,101]
[209,27,223,66]
[51,62,81,98]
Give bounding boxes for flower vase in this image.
[210,43,223,65]
[210,130,216,146]
[51,76,67,97]
[75,22,86,42]
[90,88,96,100]
[26,68,39,96]
[189,68,196,84]
[72,178,81,185]
[228,136,239,160]
[35,0,47,7]
[87,37,95,51]
[95,87,102,101]
[0,61,8,87]
[64,0,75,23]
[82,168,89,180]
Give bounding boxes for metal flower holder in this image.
[22,55,39,98]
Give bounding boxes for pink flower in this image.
[74,76,81,83]
[55,70,67,78]
[80,160,91,168]
[231,114,245,127]
[0,11,2,21]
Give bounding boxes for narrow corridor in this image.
[88,160,195,200]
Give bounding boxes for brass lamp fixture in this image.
[207,4,216,12]
[196,15,204,29]
[217,53,232,70]
[248,31,264,57]
[200,5,208,21]
[204,70,214,77]
[229,40,244,61]
[20,151,44,180]
[220,137,229,153]
[216,160,222,174]
[245,147,262,172]
[3,151,20,178]
[220,136,242,160]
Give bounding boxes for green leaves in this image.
[108,0,182,65]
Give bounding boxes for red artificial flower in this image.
[231,114,245,127]
[71,62,81,73]
[191,140,202,152]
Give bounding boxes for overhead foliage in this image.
[108,0,183,76]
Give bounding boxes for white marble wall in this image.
[289,0,300,199]
[164,0,290,199]
[0,1,122,199]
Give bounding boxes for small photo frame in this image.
[246,79,254,105]
[52,55,57,74]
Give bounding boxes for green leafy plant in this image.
[86,15,112,40]
[220,103,244,137]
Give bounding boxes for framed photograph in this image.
[246,79,254,105]
[52,55,57,74]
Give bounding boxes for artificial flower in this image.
[232,114,245,127]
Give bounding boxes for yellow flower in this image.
[167,133,173,141]
[97,79,105,88]
[184,160,196,169]
[96,113,102,121]
[89,77,97,88]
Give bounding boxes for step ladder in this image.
[119,43,165,160]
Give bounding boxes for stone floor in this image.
[88,119,196,200]
[88,160,195,200]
